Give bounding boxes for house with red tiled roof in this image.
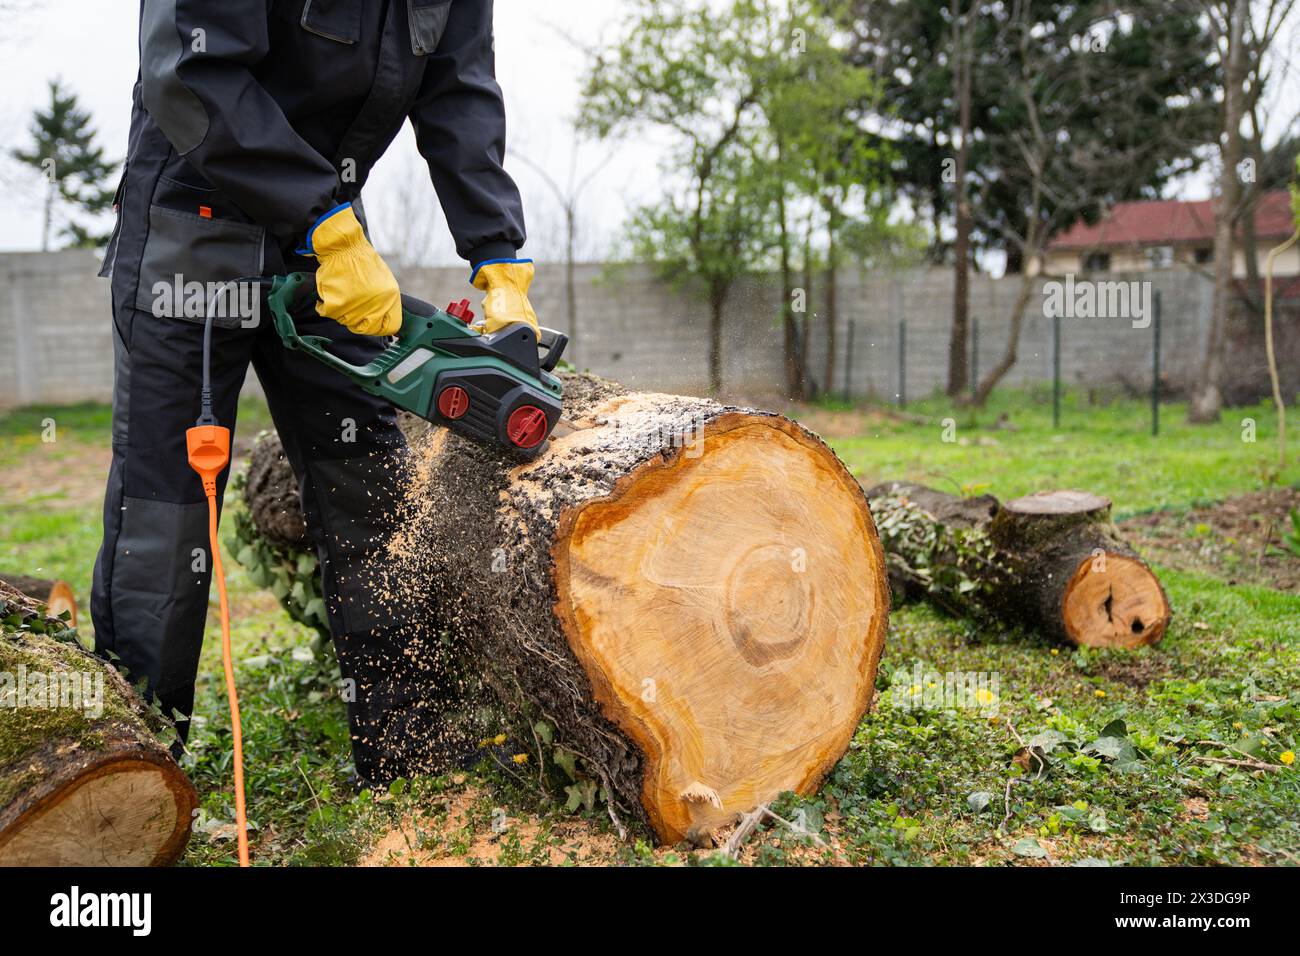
[1037,191,1298,277]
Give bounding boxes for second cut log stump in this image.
[869,483,1169,649]
[991,491,1169,648]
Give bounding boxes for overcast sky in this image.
[0,1,1297,263]
[0,0,668,262]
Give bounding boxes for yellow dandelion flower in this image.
[1281,751,1295,766]
[512,753,529,765]
[493,733,507,745]
[1050,649,1059,656]
[1094,689,1106,698]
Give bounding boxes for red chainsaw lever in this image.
[446,298,475,324]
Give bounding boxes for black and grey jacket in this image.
[104,0,525,316]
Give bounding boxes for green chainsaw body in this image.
[268,272,565,455]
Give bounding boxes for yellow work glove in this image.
[305,203,402,336]
[471,259,540,336]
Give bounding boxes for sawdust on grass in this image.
[361,783,622,867]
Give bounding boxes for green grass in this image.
[814,569,1300,866]
[820,386,1298,515]
[0,395,276,598]
[1,390,1297,866]
[0,396,274,446]
[0,402,114,449]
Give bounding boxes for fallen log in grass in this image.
[867,482,1169,648]
[0,580,196,865]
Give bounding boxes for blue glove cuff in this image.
[469,257,533,284]
[296,202,353,257]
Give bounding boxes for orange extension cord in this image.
[186,423,250,867]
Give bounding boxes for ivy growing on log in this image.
[870,493,1012,619]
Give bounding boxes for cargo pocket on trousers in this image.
[98,167,129,280]
[299,0,362,43]
[407,0,451,55]
[134,204,265,328]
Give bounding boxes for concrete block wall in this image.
[801,267,1215,402]
[402,262,1218,402]
[1,251,117,406]
[0,250,1221,409]
[396,263,790,396]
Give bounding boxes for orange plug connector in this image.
[186,423,250,867]
[186,424,231,495]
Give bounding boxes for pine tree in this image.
[12,79,120,250]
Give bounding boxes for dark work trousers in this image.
[90,289,431,783]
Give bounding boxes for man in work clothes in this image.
[94,0,538,782]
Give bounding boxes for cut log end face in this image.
[45,581,78,627]
[553,415,889,844]
[0,752,196,866]
[1062,552,1169,648]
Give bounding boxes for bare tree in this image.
[1189,0,1252,423]
[1188,0,1297,422]
[947,0,975,398]
[369,152,454,271]
[970,21,1047,407]
[970,1,1220,405]
[508,136,613,366]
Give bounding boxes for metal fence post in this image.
[897,318,906,408]
[844,319,855,402]
[1052,312,1061,429]
[1151,289,1162,437]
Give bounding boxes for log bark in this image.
[246,373,890,844]
[0,581,196,865]
[867,483,1169,649]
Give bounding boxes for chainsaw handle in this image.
[267,271,314,348]
[537,327,568,372]
[267,273,563,410]
[266,272,365,375]
[267,272,417,383]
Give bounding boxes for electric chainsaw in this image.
[268,271,567,455]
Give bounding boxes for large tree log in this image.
[0,581,196,865]
[867,482,1169,648]
[246,374,890,844]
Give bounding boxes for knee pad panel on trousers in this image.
[106,496,211,720]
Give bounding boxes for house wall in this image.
[1040,243,1299,278]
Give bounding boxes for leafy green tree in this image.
[12,79,119,250]
[624,152,775,393]
[758,0,893,397]
[841,1,1218,399]
[580,0,775,393]
[582,0,900,397]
